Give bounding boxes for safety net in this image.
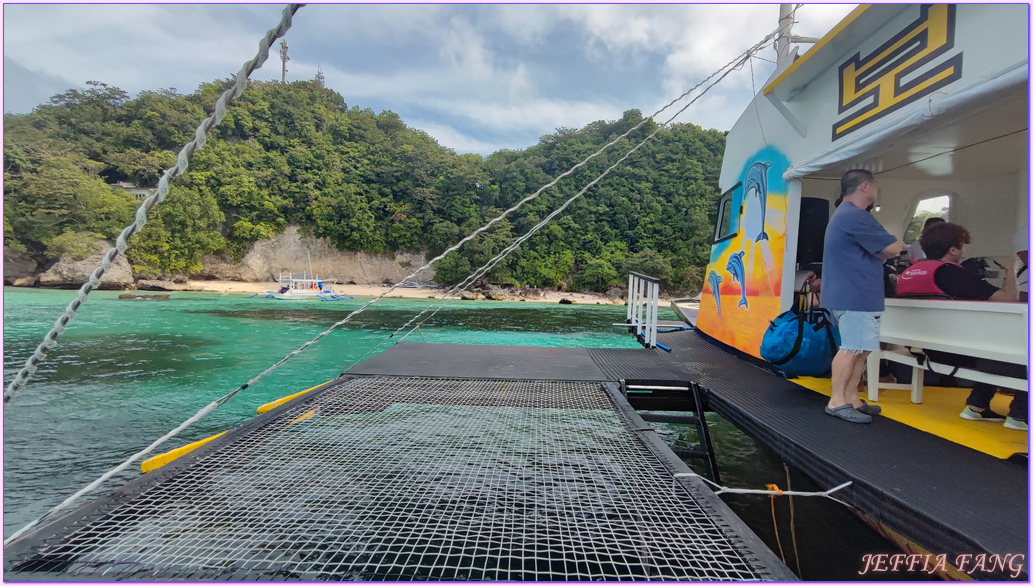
[5,376,787,580]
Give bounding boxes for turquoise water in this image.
[2,289,640,534]
[3,287,920,580]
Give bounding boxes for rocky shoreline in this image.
[3,225,632,305]
[8,224,648,307]
[182,280,626,305]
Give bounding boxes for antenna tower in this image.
[280,39,290,84]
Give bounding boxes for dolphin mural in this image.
[707,270,723,314]
[742,161,771,242]
[726,250,748,309]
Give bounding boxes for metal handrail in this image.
[627,272,660,348]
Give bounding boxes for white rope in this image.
[3,4,304,405]
[4,400,221,545]
[673,472,853,503]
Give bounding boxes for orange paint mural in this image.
[696,148,790,358]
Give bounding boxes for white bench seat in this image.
[866,299,1028,404]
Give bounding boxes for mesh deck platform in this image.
[5,376,793,581]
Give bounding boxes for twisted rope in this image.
[3,3,305,544]
[3,4,304,405]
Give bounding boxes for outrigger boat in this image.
[686,3,1029,578]
[250,270,353,301]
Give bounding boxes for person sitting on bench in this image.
[907,216,946,263]
[896,222,1026,430]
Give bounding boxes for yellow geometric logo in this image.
[833,4,962,141]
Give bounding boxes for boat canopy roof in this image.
[785,63,1027,181]
[763,5,910,102]
[721,4,1029,186]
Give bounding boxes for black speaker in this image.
[797,197,829,266]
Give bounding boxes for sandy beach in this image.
[184,280,625,305]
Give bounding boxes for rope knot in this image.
[765,483,784,496]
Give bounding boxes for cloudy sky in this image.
[3,3,855,156]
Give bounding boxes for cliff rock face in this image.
[201,226,433,285]
[4,248,38,285]
[193,255,261,282]
[37,242,133,289]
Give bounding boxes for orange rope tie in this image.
[767,484,787,563]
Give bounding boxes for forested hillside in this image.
[3,79,725,293]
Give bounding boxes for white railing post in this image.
[647,280,659,348]
[635,276,646,337]
[626,272,660,348]
[627,273,635,323]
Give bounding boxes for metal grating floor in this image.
[5,376,789,581]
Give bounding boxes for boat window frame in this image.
[712,182,742,244]
[903,192,954,244]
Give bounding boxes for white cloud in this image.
[3,4,288,101]
[301,4,449,44]
[444,98,620,132]
[2,57,77,113]
[412,121,511,156]
[439,16,496,81]
[482,5,558,45]
[3,3,860,153]
[792,4,859,39]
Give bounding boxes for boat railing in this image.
[627,272,661,349]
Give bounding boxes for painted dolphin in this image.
[726,250,748,309]
[742,161,772,242]
[707,270,722,314]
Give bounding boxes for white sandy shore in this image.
[185,280,625,305]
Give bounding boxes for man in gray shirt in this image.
[821,170,902,423]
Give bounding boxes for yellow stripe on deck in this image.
[289,409,317,425]
[141,432,228,473]
[256,380,333,414]
[794,377,1027,460]
[141,380,334,474]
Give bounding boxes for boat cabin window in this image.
[903,194,952,244]
[713,182,741,243]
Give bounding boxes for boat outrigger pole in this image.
[776,4,819,73]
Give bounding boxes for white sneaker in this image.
[1004,417,1028,431]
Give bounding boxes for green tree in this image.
[575,257,620,292]
[3,79,727,293]
[622,249,674,286]
[6,157,134,253]
[433,251,472,286]
[126,184,226,276]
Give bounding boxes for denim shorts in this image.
[832,310,882,352]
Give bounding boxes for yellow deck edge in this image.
[763,4,871,96]
[141,431,227,473]
[141,379,334,474]
[794,377,1027,460]
[256,380,332,415]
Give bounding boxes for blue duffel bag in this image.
[760,290,841,378]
